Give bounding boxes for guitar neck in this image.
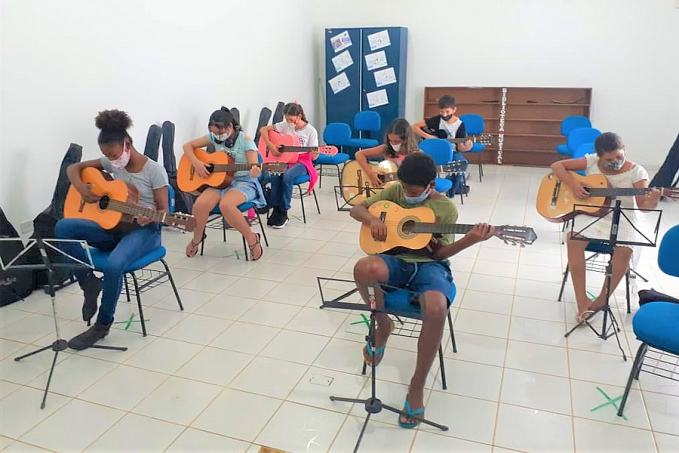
[588,187,656,197]
[106,200,170,224]
[446,137,471,144]
[412,223,477,235]
[211,163,256,172]
[279,146,317,153]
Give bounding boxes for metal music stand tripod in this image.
[0,238,127,409]
[564,200,662,360]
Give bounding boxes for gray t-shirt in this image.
[100,157,169,208]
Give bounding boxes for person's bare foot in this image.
[362,317,395,366]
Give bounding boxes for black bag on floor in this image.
[0,208,33,306]
[161,120,195,214]
[28,143,83,288]
[650,132,679,189]
[638,289,679,306]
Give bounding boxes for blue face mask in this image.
[405,188,432,205]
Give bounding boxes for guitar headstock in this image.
[262,162,288,175]
[319,145,339,156]
[471,134,493,146]
[167,213,197,233]
[495,225,538,247]
[661,187,679,201]
[439,160,469,174]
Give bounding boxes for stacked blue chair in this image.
[557,116,592,156]
[618,225,679,417]
[566,126,600,157]
[418,138,466,204]
[459,114,486,182]
[573,142,595,176]
[346,111,380,150]
[317,123,351,188]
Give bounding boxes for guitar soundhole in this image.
[98,196,110,210]
[206,165,215,174]
[400,219,417,239]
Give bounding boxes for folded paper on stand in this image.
[366,89,389,108]
[364,51,387,71]
[374,67,396,87]
[328,72,350,94]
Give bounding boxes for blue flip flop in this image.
[398,397,425,429]
[364,341,386,367]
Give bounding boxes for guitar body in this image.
[536,172,610,223]
[360,201,436,255]
[258,131,300,164]
[64,168,137,230]
[341,160,400,206]
[177,148,235,193]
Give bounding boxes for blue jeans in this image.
[54,219,162,325]
[269,163,308,211]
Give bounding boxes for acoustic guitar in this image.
[65,168,196,232]
[341,159,468,206]
[360,200,537,255]
[257,130,338,164]
[433,130,494,147]
[536,172,679,223]
[177,148,287,193]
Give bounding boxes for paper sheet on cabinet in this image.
[367,30,390,51]
[366,89,389,108]
[328,72,350,94]
[364,51,387,71]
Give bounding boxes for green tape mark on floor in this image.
[590,386,627,421]
[350,314,370,329]
[112,313,149,330]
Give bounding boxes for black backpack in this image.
[0,208,34,306]
[161,120,195,215]
[650,132,679,189]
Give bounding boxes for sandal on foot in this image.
[363,319,395,367]
[248,233,263,261]
[398,396,425,429]
[576,309,596,323]
[186,233,206,258]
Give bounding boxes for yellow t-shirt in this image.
[363,183,458,263]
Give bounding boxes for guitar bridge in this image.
[551,180,561,207]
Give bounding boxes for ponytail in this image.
[283,102,308,123]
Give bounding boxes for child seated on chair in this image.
[412,95,473,152]
[259,102,320,229]
[350,153,494,428]
[55,109,169,350]
[183,107,266,260]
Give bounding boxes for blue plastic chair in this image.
[291,174,321,223]
[167,185,175,214]
[418,138,468,204]
[573,142,595,176]
[347,112,380,149]
[314,152,349,188]
[557,116,592,155]
[567,127,601,156]
[89,246,183,336]
[459,114,485,182]
[618,225,679,417]
[323,123,352,150]
[359,283,458,390]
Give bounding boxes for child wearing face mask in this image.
[55,109,170,350]
[550,132,661,322]
[183,107,266,259]
[259,102,319,228]
[354,118,420,188]
[412,95,473,152]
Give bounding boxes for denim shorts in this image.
[209,176,266,208]
[377,254,455,306]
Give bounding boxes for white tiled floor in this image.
[1,165,678,452]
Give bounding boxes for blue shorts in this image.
[377,254,455,306]
[209,175,266,208]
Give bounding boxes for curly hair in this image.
[95,109,133,145]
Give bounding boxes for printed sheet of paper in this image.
[374,67,396,87]
[366,89,389,108]
[331,50,353,73]
[364,51,387,71]
[330,30,352,53]
[328,72,350,94]
[367,29,390,51]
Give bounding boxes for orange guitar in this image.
[65,168,196,232]
[257,130,338,164]
[177,148,287,193]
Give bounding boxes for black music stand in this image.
[334,185,383,212]
[320,280,448,452]
[564,201,662,360]
[0,238,127,409]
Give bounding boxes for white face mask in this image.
[211,131,229,143]
[110,145,131,170]
[390,143,402,152]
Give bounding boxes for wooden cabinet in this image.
[423,87,592,167]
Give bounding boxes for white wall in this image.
[3,0,678,227]
[314,0,679,166]
[0,0,317,227]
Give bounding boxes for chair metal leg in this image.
[124,277,131,302]
[618,343,648,416]
[312,189,321,214]
[336,164,343,187]
[200,233,206,256]
[298,184,307,223]
[256,212,269,247]
[625,270,631,314]
[160,259,184,311]
[221,218,227,243]
[242,236,249,262]
[447,311,457,353]
[130,272,147,337]
[318,164,323,188]
[478,162,483,182]
[558,264,570,302]
[438,345,447,390]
